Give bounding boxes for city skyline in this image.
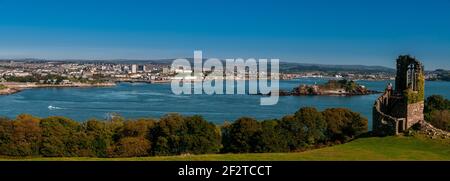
[1,0,450,69]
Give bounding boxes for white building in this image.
[131,64,137,74]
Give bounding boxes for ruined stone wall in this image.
[387,97,407,118]
[372,55,425,136]
[373,92,399,136]
[406,101,424,128]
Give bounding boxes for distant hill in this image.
[1,58,396,73]
[427,69,450,81]
[279,62,395,73]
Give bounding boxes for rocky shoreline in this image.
[0,87,20,95]
[290,80,382,96]
[0,82,116,95]
[255,89,381,97]
[279,87,382,96]
[254,80,382,96]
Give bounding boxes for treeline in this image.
[3,74,64,83]
[0,107,367,158]
[425,95,450,131]
[2,74,107,84]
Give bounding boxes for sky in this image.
[0,0,449,69]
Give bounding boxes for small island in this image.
[278,79,381,96]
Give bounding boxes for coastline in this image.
[0,82,116,95]
[0,87,20,95]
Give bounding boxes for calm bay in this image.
[1,78,448,130]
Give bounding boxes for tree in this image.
[150,113,186,155]
[424,95,450,131]
[294,107,327,145]
[82,119,115,157]
[39,116,90,157]
[253,119,288,153]
[278,107,327,151]
[322,108,368,142]
[150,114,221,155]
[221,117,261,153]
[279,115,305,150]
[119,119,155,138]
[153,137,170,156]
[0,117,13,155]
[424,95,450,113]
[0,115,42,156]
[182,115,221,154]
[10,114,42,156]
[107,137,151,157]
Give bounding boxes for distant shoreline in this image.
[0,82,116,95]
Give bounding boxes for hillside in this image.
[2,134,449,161]
[1,59,396,73]
[279,62,395,73]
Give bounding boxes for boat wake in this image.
[48,105,63,110]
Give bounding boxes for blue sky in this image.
[0,0,449,69]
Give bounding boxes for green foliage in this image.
[404,74,425,104]
[424,95,450,113]
[253,120,289,153]
[322,108,368,142]
[4,75,38,82]
[222,107,366,153]
[39,116,91,157]
[320,79,359,92]
[294,107,327,144]
[119,119,155,138]
[424,95,450,131]
[107,137,151,157]
[0,107,368,157]
[150,114,221,155]
[221,117,261,153]
[82,119,114,157]
[0,115,42,156]
[0,84,7,90]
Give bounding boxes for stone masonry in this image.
[372,55,425,136]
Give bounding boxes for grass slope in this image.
[1,135,449,161]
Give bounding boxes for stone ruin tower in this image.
[373,55,425,136]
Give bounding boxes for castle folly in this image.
[372,55,425,136]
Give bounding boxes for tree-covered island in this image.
[278,79,381,96]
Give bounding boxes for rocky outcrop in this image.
[0,82,116,96]
[0,87,20,95]
[280,80,380,96]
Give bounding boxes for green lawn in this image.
[1,135,449,161]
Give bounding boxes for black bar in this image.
[0,161,449,179]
